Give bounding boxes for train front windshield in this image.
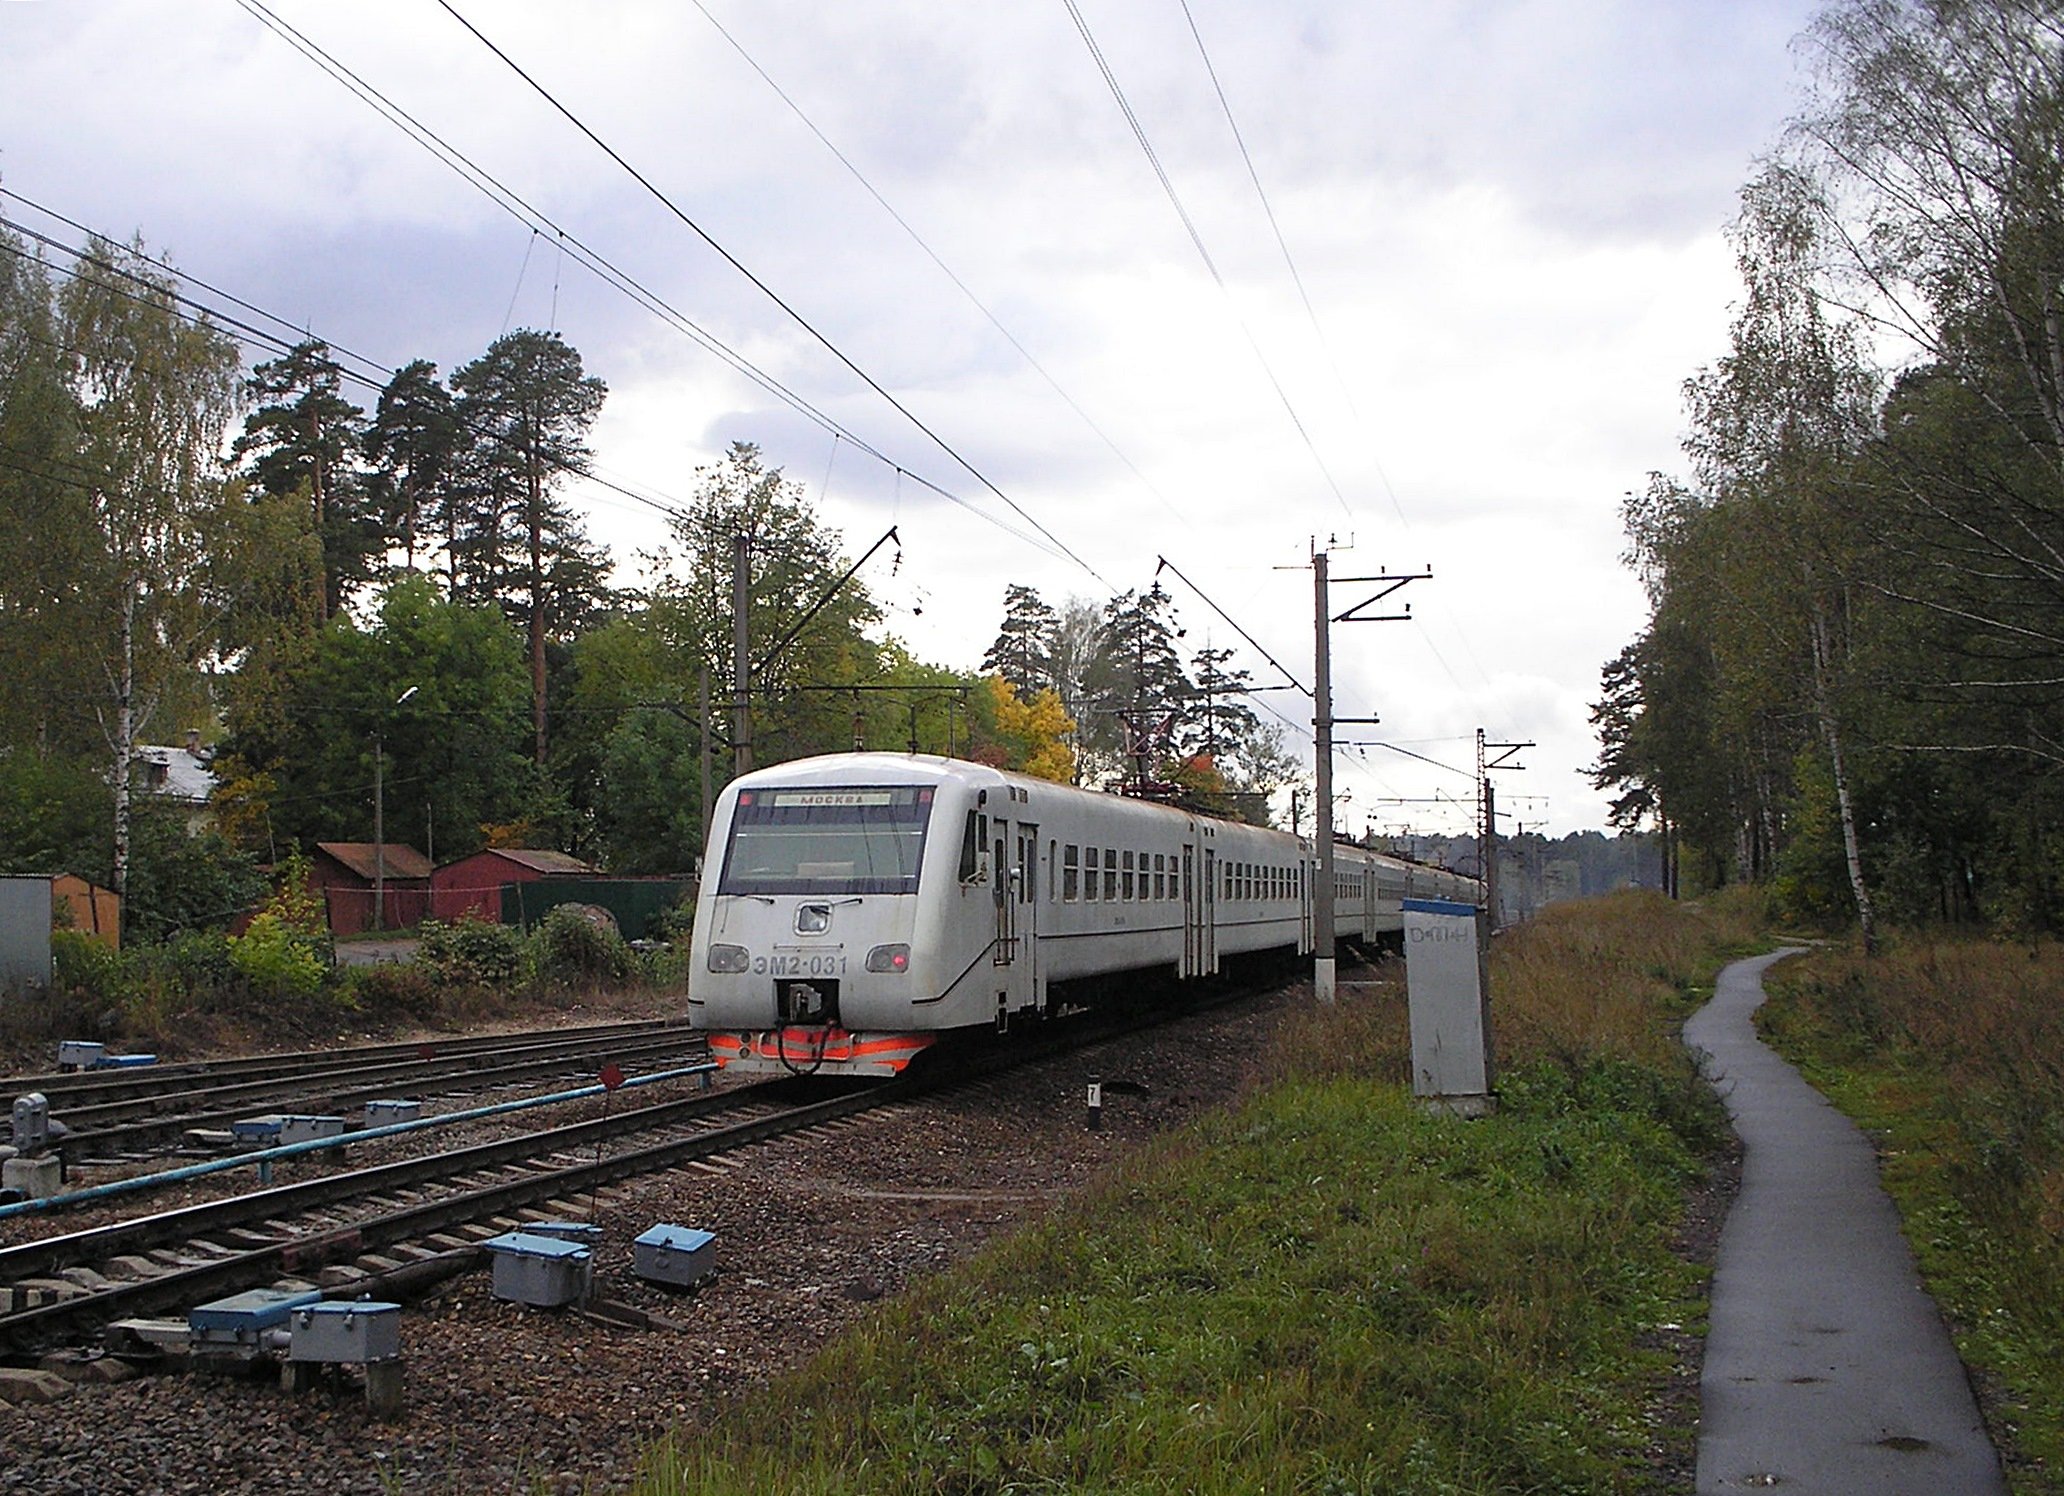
[718,785,936,896]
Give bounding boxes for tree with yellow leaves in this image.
[970,674,1075,783]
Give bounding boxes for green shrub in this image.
[530,904,632,988]
[643,890,699,944]
[160,929,236,992]
[348,960,439,1020]
[228,910,331,1003]
[416,915,524,987]
[50,930,138,1012]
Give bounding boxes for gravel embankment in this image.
[0,988,1298,1495]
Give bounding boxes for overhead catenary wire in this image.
[430,0,1108,587]
[683,0,1189,528]
[229,7,1374,751]
[221,4,1081,570]
[1059,0,1354,524]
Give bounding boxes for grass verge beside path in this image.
[636,891,1755,1495]
[1762,941,2064,1495]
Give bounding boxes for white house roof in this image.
[134,744,218,805]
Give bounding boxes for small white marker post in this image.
[1086,1075,1103,1131]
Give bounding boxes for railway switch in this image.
[633,1223,716,1288]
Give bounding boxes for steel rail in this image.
[0,1080,882,1353]
[54,1033,710,1154]
[1,963,1297,1354]
[2,1019,681,1106]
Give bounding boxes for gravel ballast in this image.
[0,988,1301,1495]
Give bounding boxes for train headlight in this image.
[865,943,911,974]
[706,943,750,973]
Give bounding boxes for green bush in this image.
[228,910,331,1003]
[530,904,632,988]
[643,890,699,944]
[416,915,524,987]
[348,960,439,1020]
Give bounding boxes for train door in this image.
[1181,843,1198,977]
[989,818,1038,1020]
[1201,846,1218,974]
[992,822,1014,965]
[1300,856,1314,954]
[1015,823,1042,1010]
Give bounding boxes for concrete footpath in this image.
[1684,949,2005,1494]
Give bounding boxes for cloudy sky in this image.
[2,0,1826,836]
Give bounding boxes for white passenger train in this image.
[688,753,1480,1077]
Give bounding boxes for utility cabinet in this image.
[1403,897,1495,1116]
[633,1224,716,1288]
[482,1230,592,1307]
[289,1301,401,1363]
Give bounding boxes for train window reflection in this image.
[720,785,935,896]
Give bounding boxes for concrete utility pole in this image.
[1310,547,1429,1003]
[1476,728,1533,930]
[698,664,714,860]
[1313,551,1336,1004]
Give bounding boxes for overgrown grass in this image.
[632,890,1747,1495]
[1762,938,2064,1493]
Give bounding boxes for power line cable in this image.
[225,0,1082,570]
[1175,0,1406,528]
[431,0,1107,586]
[683,0,1188,527]
[1059,0,1354,523]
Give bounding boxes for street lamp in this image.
[373,686,419,932]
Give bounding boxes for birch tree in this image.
[58,237,241,893]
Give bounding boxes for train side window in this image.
[1122,849,1135,900]
[1064,844,1080,901]
[1153,853,1165,899]
[1084,846,1099,901]
[958,811,984,882]
[1104,848,1118,901]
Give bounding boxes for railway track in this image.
[0,971,1280,1359]
[3,1019,675,1108]
[0,1077,850,1355]
[14,1024,708,1159]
